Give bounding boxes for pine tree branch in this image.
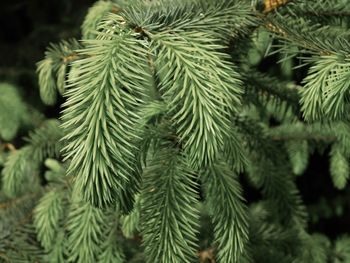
[151,30,243,167]
[98,218,125,263]
[203,162,249,263]
[33,189,65,251]
[233,115,307,226]
[265,12,350,57]
[8,1,349,261]
[267,122,350,144]
[0,83,27,141]
[67,198,108,263]
[1,147,37,197]
[82,1,121,39]
[244,71,300,108]
[61,16,152,209]
[300,55,350,121]
[1,120,63,197]
[37,39,83,105]
[285,0,350,18]
[330,145,350,189]
[123,0,257,40]
[141,147,199,263]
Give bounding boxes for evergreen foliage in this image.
[202,163,248,262]
[37,40,83,105]
[0,83,27,141]
[2,0,350,262]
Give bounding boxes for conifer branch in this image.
[300,55,350,121]
[37,39,83,105]
[1,120,63,197]
[123,0,257,40]
[61,16,152,208]
[98,219,125,263]
[248,154,307,227]
[82,1,121,39]
[267,122,350,144]
[285,140,309,175]
[121,194,140,238]
[67,198,108,263]
[246,72,300,102]
[286,0,350,18]
[33,189,65,251]
[203,162,249,263]
[45,231,66,263]
[141,147,200,263]
[1,147,37,197]
[266,13,350,57]
[4,0,350,261]
[0,83,27,141]
[151,30,243,167]
[330,145,350,190]
[234,115,307,226]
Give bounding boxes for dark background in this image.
[0,0,94,112]
[1,0,349,239]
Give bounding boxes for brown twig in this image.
[62,54,80,63]
[263,0,292,13]
[197,248,216,263]
[1,143,16,152]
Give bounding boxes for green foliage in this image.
[37,39,82,105]
[286,140,309,176]
[202,163,249,262]
[25,119,63,160]
[300,55,350,121]
[246,29,272,66]
[284,0,350,21]
[2,0,350,262]
[141,147,199,263]
[244,71,300,111]
[121,194,140,238]
[44,159,67,183]
[266,7,350,123]
[330,145,350,190]
[1,146,41,198]
[333,236,350,263]
[1,120,63,197]
[46,231,67,263]
[67,196,108,263]
[82,0,118,39]
[249,153,307,226]
[0,83,27,141]
[247,202,300,263]
[98,222,125,263]
[123,0,257,39]
[153,30,243,167]
[34,189,65,251]
[0,224,44,263]
[61,16,151,209]
[294,233,329,263]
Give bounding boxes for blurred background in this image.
[1,0,349,240]
[0,0,94,114]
